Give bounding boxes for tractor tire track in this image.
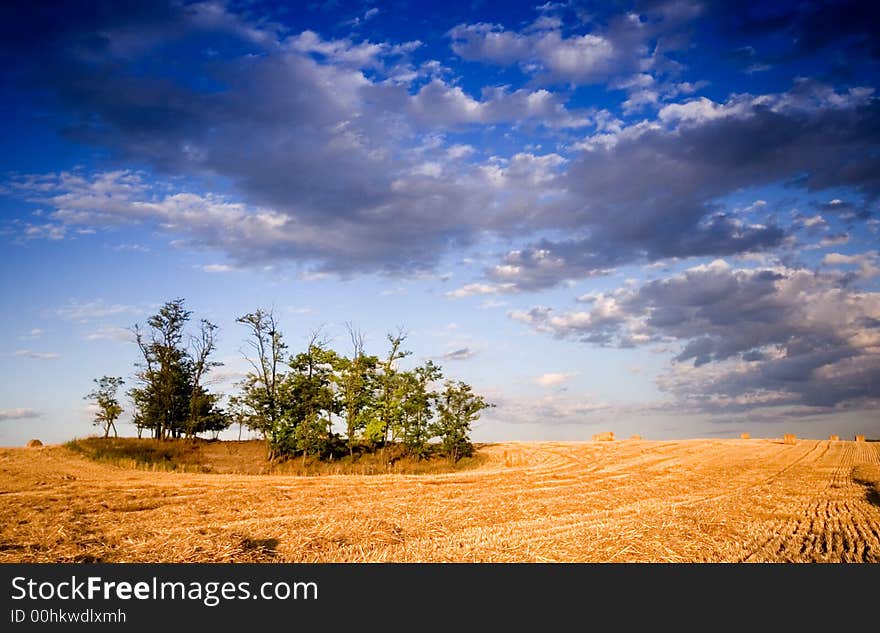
[742,441,880,562]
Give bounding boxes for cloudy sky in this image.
[1,0,878,445]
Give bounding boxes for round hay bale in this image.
[26,439,43,448]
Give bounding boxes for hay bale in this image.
[26,439,43,448]
[855,435,866,442]
[829,434,839,441]
[592,431,615,442]
[740,432,750,440]
[783,433,797,445]
[629,434,641,441]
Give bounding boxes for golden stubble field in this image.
[1,438,879,563]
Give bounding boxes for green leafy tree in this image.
[433,380,494,461]
[234,309,287,446]
[333,324,378,455]
[365,330,411,445]
[130,299,224,439]
[400,361,442,457]
[85,376,124,438]
[285,332,340,458]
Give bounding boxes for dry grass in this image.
[1,438,879,563]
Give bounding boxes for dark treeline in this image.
[86,299,493,462]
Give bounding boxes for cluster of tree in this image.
[228,310,493,461]
[85,300,493,462]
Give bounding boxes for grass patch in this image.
[64,437,488,476]
[65,438,211,473]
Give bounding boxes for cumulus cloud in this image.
[486,82,879,291]
[0,408,41,421]
[821,251,880,278]
[511,260,880,413]
[2,2,877,287]
[447,2,700,86]
[407,80,590,129]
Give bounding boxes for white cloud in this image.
[488,392,610,425]
[55,299,135,322]
[85,326,132,342]
[447,6,696,86]
[446,282,516,298]
[821,251,880,278]
[12,350,60,360]
[407,79,590,129]
[200,263,237,273]
[286,30,419,69]
[535,372,576,387]
[448,22,627,85]
[380,287,407,296]
[21,222,67,240]
[0,408,42,421]
[658,96,748,125]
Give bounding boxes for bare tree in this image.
[186,319,221,437]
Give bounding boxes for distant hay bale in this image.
[592,431,615,442]
[829,434,839,441]
[26,439,43,448]
[629,435,641,441]
[783,433,797,445]
[740,432,750,440]
[855,435,866,442]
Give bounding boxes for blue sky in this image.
[1,0,878,445]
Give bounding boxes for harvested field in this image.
[1,439,879,562]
